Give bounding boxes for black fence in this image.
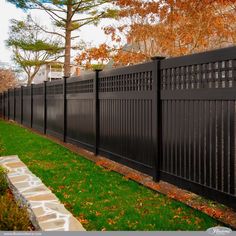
[0,46,236,209]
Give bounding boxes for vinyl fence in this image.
[1,46,236,209]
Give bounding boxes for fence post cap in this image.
[151,56,165,61]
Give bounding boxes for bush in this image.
[0,193,32,231]
[0,166,8,195]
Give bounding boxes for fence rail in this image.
[1,46,236,209]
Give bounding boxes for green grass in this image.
[0,120,220,231]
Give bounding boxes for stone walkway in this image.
[0,155,85,231]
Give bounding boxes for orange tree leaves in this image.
[75,0,236,68]
[0,69,16,93]
[75,43,111,70]
[112,0,236,57]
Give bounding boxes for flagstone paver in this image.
[0,155,85,231]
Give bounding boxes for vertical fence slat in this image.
[223,101,229,193]
[94,70,100,155]
[3,92,5,119]
[43,81,47,134]
[63,77,67,142]
[20,86,23,124]
[31,84,33,128]
[7,89,10,120]
[230,101,235,195]
[13,88,16,121]
[205,101,210,186]
[217,101,222,191]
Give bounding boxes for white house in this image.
[33,63,64,84]
[33,63,84,84]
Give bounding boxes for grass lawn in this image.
[0,120,220,231]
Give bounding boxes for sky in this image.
[0,0,112,65]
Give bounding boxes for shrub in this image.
[0,193,32,231]
[0,166,8,195]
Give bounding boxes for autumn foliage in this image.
[113,0,236,56]
[0,69,16,93]
[75,43,148,69]
[75,44,111,69]
[75,0,236,68]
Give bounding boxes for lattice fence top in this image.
[23,87,31,96]
[47,84,63,95]
[15,89,21,96]
[161,59,235,90]
[33,86,44,96]
[67,79,94,94]
[99,71,153,92]
[9,89,14,96]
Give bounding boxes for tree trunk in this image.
[28,76,34,85]
[64,2,73,77]
[27,73,32,85]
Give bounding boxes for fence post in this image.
[13,88,16,121]
[0,93,2,118]
[20,86,23,124]
[94,69,101,155]
[7,89,10,120]
[152,56,165,182]
[4,92,6,119]
[4,92,5,120]
[2,92,5,119]
[30,84,33,128]
[1,93,3,119]
[43,81,47,135]
[63,76,68,142]
[0,93,1,118]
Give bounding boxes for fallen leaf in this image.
[95,211,102,216]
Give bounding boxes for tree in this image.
[75,42,148,68]
[75,43,111,69]
[77,0,236,68]
[7,15,63,85]
[7,0,117,77]
[0,69,16,93]
[104,0,236,58]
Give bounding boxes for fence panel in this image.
[160,47,236,207]
[98,62,157,175]
[46,80,64,139]
[32,84,44,132]
[66,74,95,150]
[15,88,21,123]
